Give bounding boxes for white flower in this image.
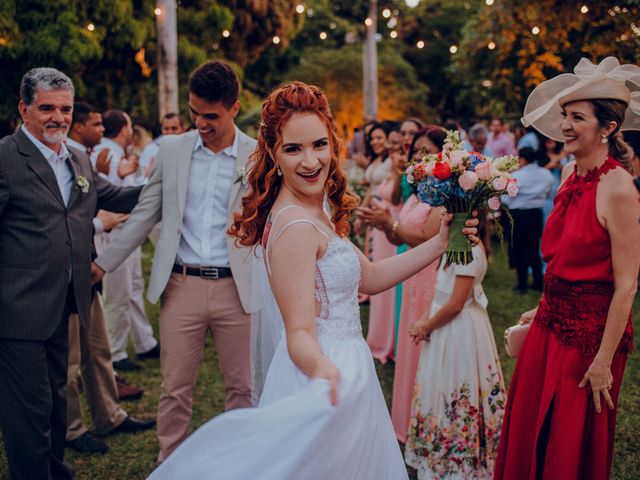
[76,175,90,193]
[235,166,248,186]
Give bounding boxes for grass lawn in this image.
[0,241,638,479]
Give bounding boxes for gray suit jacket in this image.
[95,128,258,313]
[0,129,141,340]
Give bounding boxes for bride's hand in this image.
[312,356,341,406]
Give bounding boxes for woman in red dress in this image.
[495,57,640,480]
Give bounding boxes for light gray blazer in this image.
[95,128,258,313]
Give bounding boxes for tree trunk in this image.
[363,0,378,120]
[156,0,179,121]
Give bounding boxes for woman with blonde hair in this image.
[495,57,640,480]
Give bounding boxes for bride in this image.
[148,82,478,480]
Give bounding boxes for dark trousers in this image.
[0,288,74,480]
[511,208,544,290]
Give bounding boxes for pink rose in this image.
[488,196,501,210]
[458,170,479,191]
[405,165,414,176]
[492,175,507,191]
[449,150,466,169]
[475,160,492,180]
[507,179,519,197]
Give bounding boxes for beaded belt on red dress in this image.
[533,272,633,356]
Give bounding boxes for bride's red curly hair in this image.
[229,82,359,247]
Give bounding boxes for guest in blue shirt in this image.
[503,147,555,293]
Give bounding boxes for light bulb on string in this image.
[319,32,327,40]
[296,4,305,14]
[272,36,281,45]
[416,40,425,49]
[87,23,95,31]
[154,7,162,16]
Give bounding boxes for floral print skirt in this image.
[405,301,506,479]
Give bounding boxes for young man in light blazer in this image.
[92,60,257,462]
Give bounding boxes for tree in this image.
[0,0,300,133]
[156,0,179,119]
[452,0,640,120]
[286,43,432,137]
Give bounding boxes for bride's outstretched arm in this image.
[356,212,478,295]
[268,221,340,405]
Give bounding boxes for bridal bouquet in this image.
[406,130,519,265]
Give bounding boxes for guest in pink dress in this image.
[360,127,447,439]
[364,175,402,363]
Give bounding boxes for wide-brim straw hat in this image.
[521,57,640,141]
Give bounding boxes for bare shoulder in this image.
[600,166,635,200]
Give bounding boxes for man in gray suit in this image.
[93,60,258,462]
[0,68,141,479]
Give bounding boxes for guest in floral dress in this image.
[405,220,506,480]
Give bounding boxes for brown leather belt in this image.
[172,263,232,279]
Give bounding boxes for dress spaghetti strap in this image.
[265,206,331,276]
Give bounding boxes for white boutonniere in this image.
[234,166,248,186]
[76,175,90,193]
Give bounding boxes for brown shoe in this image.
[116,376,143,401]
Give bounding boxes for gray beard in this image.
[43,130,68,145]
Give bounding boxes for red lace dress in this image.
[494,157,634,480]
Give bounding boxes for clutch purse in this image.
[504,323,531,358]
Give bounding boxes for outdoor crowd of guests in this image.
[0,55,638,480]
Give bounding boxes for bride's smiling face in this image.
[275,112,332,200]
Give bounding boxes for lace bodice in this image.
[315,237,363,341]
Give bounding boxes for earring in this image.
[276,165,282,176]
[601,135,608,144]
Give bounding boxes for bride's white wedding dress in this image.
[148,216,409,480]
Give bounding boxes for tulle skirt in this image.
[148,334,408,480]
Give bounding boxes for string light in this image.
[296,4,305,14]
[382,8,391,18]
[416,40,425,49]
[580,5,589,14]
[449,45,458,54]
[485,0,494,5]
[390,31,398,39]
[319,32,327,40]
[488,41,496,50]
[86,23,95,31]
[222,29,230,38]
[482,79,493,88]
[532,26,540,35]
[364,18,373,26]
[272,36,281,45]
[154,7,162,16]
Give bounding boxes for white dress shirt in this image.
[177,128,239,267]
[92,137,136,187]
[502,162,555,210]
[64,137,104,233]
[22,126,73,206]
[135,140,160,185]
[65,137,91,156]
